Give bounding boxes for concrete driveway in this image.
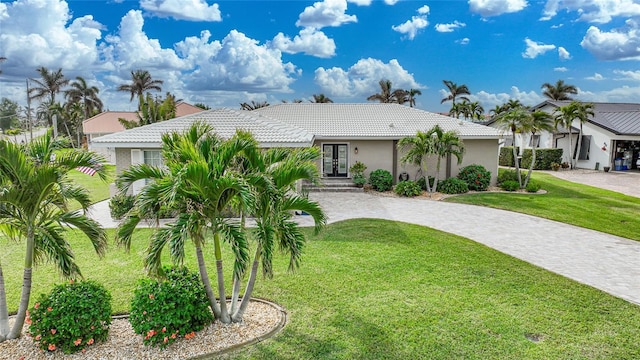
[545,169,640,198]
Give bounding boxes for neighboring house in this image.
[83,102,204,163]
[531,101,640,171]
[91,103,501,194]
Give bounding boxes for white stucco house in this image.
[90,103,502,194]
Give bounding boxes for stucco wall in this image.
[313,140,395,178]
[115,148,132,175]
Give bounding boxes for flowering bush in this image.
[28,280,111,354]
[394,180,422,197]
[369,169,393,192]
[457,164,491,191]
[437,177,469,194]
[129,266,213,348]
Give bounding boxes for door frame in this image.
[321,142,350,178]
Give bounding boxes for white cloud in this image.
[581,20,640,61]
[613,70,640,81]
[469,0,528,17]
[271,28,336,58]
[314,58,421,97]
[296,0,357,28]
[176,30,298,92]
[558,46,571,60]
[392,6,429,40]
[435,21,466,33]
[578,86,640,103]
[522,38,556,58]
[456,37,470,45]
[585,73,605,81]
[541,0,640,23]
[140,0,221,22]
[348,0,372,5]
[384,0,400,4]
[472,86,545,109]
[554,67,569,72]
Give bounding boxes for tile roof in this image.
[253,103,500,139]
[91,108,314,148]
[533,101,640,135]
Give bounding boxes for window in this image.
[576,135,591,160]
[144,150,163,167]
[529,135,540,148]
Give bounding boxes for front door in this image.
[323,144,348,177]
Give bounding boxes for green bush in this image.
[458,164,491,191]
[497,169,527,185]
[521,148,563,170]
[109,193,135,220]
[437,178,469,194]
[369,169,393,192]
[394,181,422,197]
[28,280,111,354]
[129,267,214,348]
[526,181,541,193]
[352,174,367,187]
[499,146,519,167]
[500,180,520,192]
[416,176,435,191]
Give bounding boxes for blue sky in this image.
[1,0,639,113]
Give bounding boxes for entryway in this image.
[322,144,348,177]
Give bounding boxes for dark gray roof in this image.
[532,101,640,135]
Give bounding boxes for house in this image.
[82,102,204,163]
[531,101,640,171]
[90,103,501,194]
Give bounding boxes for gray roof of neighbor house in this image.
[253,103,500,139]
[533,101,640,136]
[90,107,314,148]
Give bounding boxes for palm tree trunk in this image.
[576,124,584,169]
[433,157,441,193]
[0,263,9,341]
[512,131,522,187]
[422,161,431,193]
[8,232,35,340]
[230,210,247,315]
[524,138,536,188]
[213,232,230,323]
[568,126,574,169]
[195,244,221,319]
[232,248,261,322]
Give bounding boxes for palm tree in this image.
[230,147,326,322]
[554,101,594,169]
[407,88,422,108]
[428,125,465,193]
[115,123,257,324]
[468,101,485,121]
[240,100,269,110]
[28,67,69,127]
[117,70,163,108]
[311,94,333,103]
[441,80,470,105]
[65,76,103,120]
[574,102,595,167]
[542,80,578,101]
[520,110,553,187]
[0,132,108,341]
[367,79,394,103]
[495,106,529,187]
[398,130,435,193]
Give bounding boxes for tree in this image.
[117,70,163,108]
[311,94,333,103]
[367,79,394,103]
[441,80,470,105]
[542,80,578,101]
[398,130,435,193]
[495,106,530,187]
[194,103,211,110]
[520,110,553,187]
[0,98,20,134]
[574,102,595,168]
[428,125,465,193]
[28,67,69,127]
[468,101,485,122]
[240,100,269,110]
[0,132,108,341]
[65,76,103,120]
[115,123,258,324]
[554,101,594,169]
[407,88,422,108]
[118,92,177,129]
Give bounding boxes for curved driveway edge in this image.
[300,192,640,306]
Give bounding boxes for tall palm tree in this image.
[116,123,257,324]
[398,130,435,193]
[0,132,107,341]
[554,101,594,169]
[117,70,163,108]
[65,76,103,120]
[28,67,69,127]
[573,102,595,167]
[311,94,333,103]
[468,101,485,121]
[240,100,269,110]
[520,110,553,187]
[407,88,422,107]
[230,147,326,322]
[441,80,470,105]
[367,79,394,103]
[428,125,465,193]
[542,80,578,101]
[495,106,529,187]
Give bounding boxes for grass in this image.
[67,164,114,210]
[445,171,640,241]
[3,220,640,359]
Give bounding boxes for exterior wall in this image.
[115,147,133,175]
[456,139,499,185]
[313,140,394,178]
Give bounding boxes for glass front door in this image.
[323,144,348,177]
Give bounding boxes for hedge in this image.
[521,148,563,170]
[499,146,519,167]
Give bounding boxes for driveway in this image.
[545,169,640,198]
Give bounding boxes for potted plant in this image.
[349,161,367,188]
[550,162,560,171]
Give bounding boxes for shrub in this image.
[526,181,541,193]
[28,280,111,354]
[499,146,519,167]
[129,267,214,348]
[500,180,520,192]
[349,161,367,176]
[369,169,393,192]
[394,180,422,197]
[437,178,469,194]
[109,193,135,220]
[416,176,435,191]
[521,148,563,170]
[458,164,491,191]
[352,174,367,187]
[497,169,526,185]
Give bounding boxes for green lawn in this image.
[3,220,640,359]
[67,164,114,210]
[445,171,640,241]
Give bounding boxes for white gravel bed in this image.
[0,300,284,360]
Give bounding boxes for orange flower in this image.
[162,327,166,333]
[184,331,196,339]
[47,307,53,312]
[87,338,94,345]
[170,333,177,339]
[34,303,40,309]
[35,334,41,341]
[163,336,168,343]
[25,317,31,325]
[74,338,82,346]
[148,294,154,300]
[50,329,57,335]
[143,311,147,315]
[47,344,56,351]
[69,279,75,284]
